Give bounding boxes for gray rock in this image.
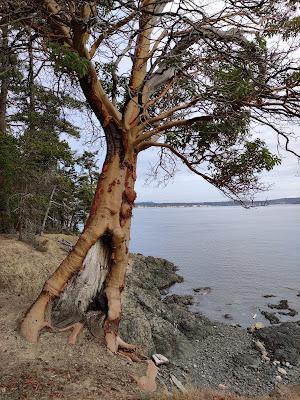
[223,313,233,320]
[163,294,194,306]
[119,254,300,396]
[277,367,287,375]
[268,299,289,310]
[233,353,261,370]
[255,321,300,365]
[278,308,298,317]
[260,310,280,324]
[193,287,212,295]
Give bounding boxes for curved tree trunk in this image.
[20,123,137,353]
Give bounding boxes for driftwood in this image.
[51,236,111,329]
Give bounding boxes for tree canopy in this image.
[1,1,300,209]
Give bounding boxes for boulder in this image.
[255,321,300,365]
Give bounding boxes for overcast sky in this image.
[134,141,300,203]
[75,125,299,203]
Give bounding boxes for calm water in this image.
[130,205,300,327]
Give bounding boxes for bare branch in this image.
[88,11,136,60]
[139,141,216,184]
[134,115,213,145]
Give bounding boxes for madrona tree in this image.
[3,0,300,354]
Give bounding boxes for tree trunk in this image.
[51,236,111,330]
[20,124,137,353]
[40,186,56,235]
[0,25,9,134]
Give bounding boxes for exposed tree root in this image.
[117,335,137,351]
[53,322,84,345]
[67,322,84,344]
[118,349,147,363]
[133,360,158,393]
[105,331,137,353]
[117,336,147,362]
[20,293,51,343]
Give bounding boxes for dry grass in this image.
[0,233,77,297]
[150,386,300,400]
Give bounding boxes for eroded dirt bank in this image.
[0,234,299,399]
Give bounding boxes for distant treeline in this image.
[136,197,300,208]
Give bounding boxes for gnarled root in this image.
[50,322,84,345]
[21,294,84,345]
[106,332,146,362]
[133,360,158,393]
[20,226,108,344]
[20,293,51,343]
[105,330,135,353]
[67,322,84,345]
[117,336,137,351]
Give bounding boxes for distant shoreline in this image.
[135,197,300,208]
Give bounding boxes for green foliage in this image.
[209,139,281,193]
[255,34,267,51]
[211,64,258,104]
[48,42,89,78]
[166,111,250,151]
[165,108,281,196]
[0,32,94,235]
[75,151,100,222]
[282,16,300,37]
[0,132,20,231]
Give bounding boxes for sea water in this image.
[130,205,300,326]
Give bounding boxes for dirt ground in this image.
[0,234,146,400]
[0,293,146,400]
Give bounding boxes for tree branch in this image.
[123,0,160,128]
[134,115,213,145]
[42,0,73,47]
[139,142,216,185]
[88,11,136,60]
[139,96,203,128]
[147,20,261,96]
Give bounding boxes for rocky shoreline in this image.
[0,235,299,398]
[121,254,300,396]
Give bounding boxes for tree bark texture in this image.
[51,236,111,328]
[21,122,137,352]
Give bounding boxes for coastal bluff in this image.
[0,234,299,399]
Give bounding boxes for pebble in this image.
[277,367,287,375]
[284,361,292,368]
[255,322,264,330]
[275,375,282,383]
[262,354,270,362]
[255,340,267,356]
[152,354,169,366]
[249,322,265,333]
[273,360,280,365]
[218,384,227,390]
[170,375,186,393]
